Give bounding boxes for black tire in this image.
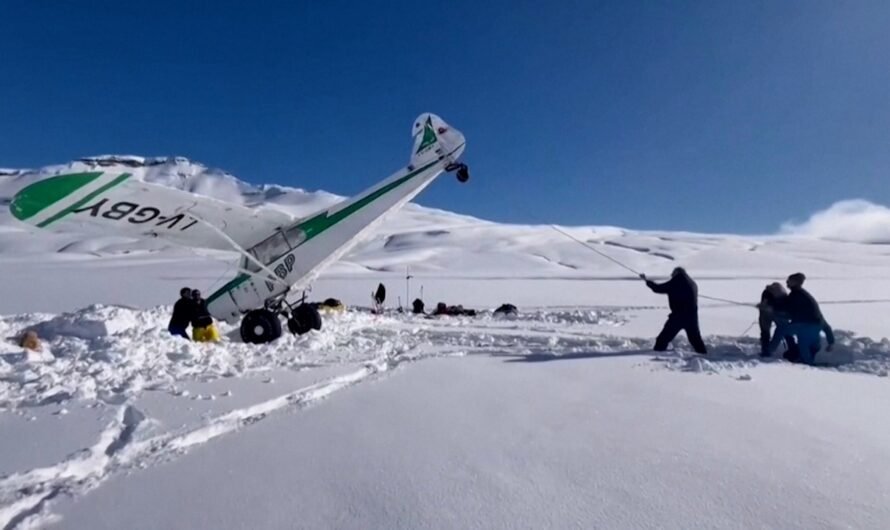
[240,309,283,344]
[456,165,470,183]
[287,304,323,335]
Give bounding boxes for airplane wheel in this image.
[240,309,282,344]
[456,165,469,183]
[287,304,323,335]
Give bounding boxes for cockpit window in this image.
[241,225,306,273]
[283,226,306,248]
[249,231,289,266]
[242,255,260,273]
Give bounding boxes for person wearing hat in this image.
[641,267,707,355]
[168,287,196,340]
[767,273,833,364]
[758,282,798,358]
[191,289,220,343]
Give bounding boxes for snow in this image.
[1,158,890,528]
[782,199,890,244]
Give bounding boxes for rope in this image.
[739,319,758,337]
[698,294,755,307]
[547,225,643,276]
[546,223,756,308]
[416,172,890,315]
[206,259,235,292]
[820,299,890,305]
[544,223,755,307]
[181,246,237,292]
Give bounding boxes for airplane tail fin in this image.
[410,113,466,168]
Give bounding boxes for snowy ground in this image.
[2,159,890,528]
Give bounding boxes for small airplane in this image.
[9,113,470,343]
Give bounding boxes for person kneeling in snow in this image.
[168,287,196,340]
[767,273,833,364]
[642,267,707,355]
[19,330,42,352]
[191,289,220,343]
[758,282,798,359]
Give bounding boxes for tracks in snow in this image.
[0,405,145,529]
[4,307,889,527]
[0,356,402,529]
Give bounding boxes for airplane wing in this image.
[8,171,294,251]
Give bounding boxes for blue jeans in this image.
[168,326,190,340]
[765,312,796,356]
[769,321,822,364]
[821,321,835,348]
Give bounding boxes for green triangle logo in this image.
[416,117,438,154]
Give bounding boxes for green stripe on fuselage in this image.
[206,273,250,305]
[296,158,439,242]
[207,153,456,305]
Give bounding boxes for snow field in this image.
[3,157,890,528]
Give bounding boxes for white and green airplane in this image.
[9,113,469,343]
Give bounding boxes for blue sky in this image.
[2,0,888,233]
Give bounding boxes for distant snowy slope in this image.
[2,156,890,284]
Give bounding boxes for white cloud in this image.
[781,199,890,243]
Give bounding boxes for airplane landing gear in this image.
[240,298,323,344]
[286,303,322,335]
[240,309,283,344]
[446,162,470,183]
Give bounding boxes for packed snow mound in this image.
[2,303,888,413]
[782,199,890,244]
[0,304,626,410]
[31,304,147,340]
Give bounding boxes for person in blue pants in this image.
[767,273,833,364]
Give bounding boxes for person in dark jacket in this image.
[758,282,798,358]
[767,273,833,364]
[168,287,196,340]
[642,267,707,354]
[191,289,220,342]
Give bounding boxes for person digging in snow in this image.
[168,287,196,340]
[191,289,220,343]
[641,267,707,354]
[758,282,798,359]
[766,273,834,364]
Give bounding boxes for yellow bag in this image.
[319,302,345,314]
[193,324,220,343]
